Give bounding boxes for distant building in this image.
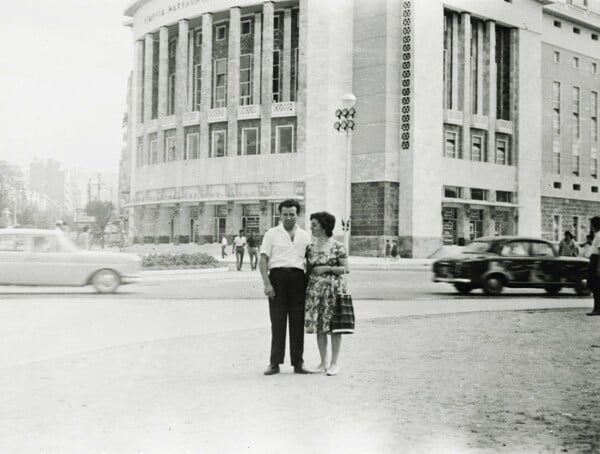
[29,159,65,210]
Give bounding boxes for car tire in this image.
[92,269,120,294]
[483,275,504,296]
[575,279,591,296]
[544,285,562,296]
[454,283,473,295]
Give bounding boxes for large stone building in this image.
[122,0,600,256]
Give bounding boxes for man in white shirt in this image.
[259,199,312,375]
[232,230,247,271]
[587,217,600,316]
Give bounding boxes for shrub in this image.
[141,252,220,269]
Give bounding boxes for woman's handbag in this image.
[331,291,355,334]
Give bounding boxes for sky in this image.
[0,0,133,173]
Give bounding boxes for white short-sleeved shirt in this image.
[592,232,600,255]
[260,224,311,270]
[233,236,247,247]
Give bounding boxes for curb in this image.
[141,267,229,276]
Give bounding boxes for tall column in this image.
[476,21,484,116]
[252,13,262,105]
[143,34,154,122]
[200,13,213,159]
[176,20,189,114]
[135,40,144,126]
[451,14,459,110]
[486,21,497,163]
[176,20,189,166]
[187,28,195,109]
[296,0,307,156]
[261,2,275,155]
[158,27,168,118]
[228,8,241,156]
[282,9,292,102]
[460,12,471,160]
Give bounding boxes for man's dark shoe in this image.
[263,364,280,375]
[293,365,312,374]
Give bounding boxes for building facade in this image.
[123,0,600,256]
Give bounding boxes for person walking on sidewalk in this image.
[247,232,259,271]
[259,199,312,375]
[587,217,600,316]
[221,236,228,259]
[558,231,579,257]
[232,230,247,271]
[304,211,350,376]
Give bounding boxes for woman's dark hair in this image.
[278,199,301,214]
[310,211,336,237]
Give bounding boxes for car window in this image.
[463,241,490,253]
[31,235,67,253]
[500,241,530,257]
[531,242,555,257]
[0,235,27,252]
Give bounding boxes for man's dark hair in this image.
[239,229,244,235]
[310,212,336,237]
[278,199,301,214]
[591,216,600,230]
[564,230,573,239]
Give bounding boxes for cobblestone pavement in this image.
[1,309,600,453]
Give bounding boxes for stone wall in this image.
[541,196,600,241]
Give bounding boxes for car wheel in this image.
[483,275,504,296]
[92,269,120,294]
[575,279,591,296]
[544,285,562,296]
[454,283,473,295]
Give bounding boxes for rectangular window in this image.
[241,19,252,35]
[193,64,202,111]
[137,140,144,167]
[591,150,598,178]
[167,73,176,116]
[496,139,508,165]
[444,186,461,198]
[496,26,511,120]
[150,140,158,165]
[271,203,280,227]
[274,15,280,30]
[272,50,281,102]
[470,188,488,201]
[186,133,199,160]
[213,58,227,108]
[592,62,598,74]
[592,91,598,142]
[553,81,561,136]
[573,57,579,68]
[240,54,252,105]
[166,136,177,162]
[496,191,512,203]
[552,214,561,242]
[291,48,299,102]
[554,20,562,28]
[573,27,581,35]
[444,131,457,158]
[211,130,226,157]
[471,135,483,161]
[552,138,561,174]
[195,30,202,47]
[216,25,227,41]
[275,125,294,154]
[241,128,258,155]
[572,86,580,141]
[553,51,560,63]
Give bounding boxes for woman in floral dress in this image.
[305,212,350,376]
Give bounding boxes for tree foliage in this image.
[85,200,115,231]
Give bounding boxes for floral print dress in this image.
[304,239,348,334]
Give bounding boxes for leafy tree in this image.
[85,200,115,248]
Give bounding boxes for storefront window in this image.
[442,207,458,245]
[243,204,261,234]
[469,209,484,240]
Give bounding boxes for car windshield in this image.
[463,241,490,254]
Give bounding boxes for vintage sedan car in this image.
[0,228,141,293]
[432,236,590,296]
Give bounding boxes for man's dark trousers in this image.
[268,268,307,366]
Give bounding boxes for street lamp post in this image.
[334,93,357,254]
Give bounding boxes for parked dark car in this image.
[432,236,590,296]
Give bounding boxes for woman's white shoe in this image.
[326,364,340,376]
[312,364,328,374]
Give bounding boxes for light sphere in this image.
[341,93,356,109]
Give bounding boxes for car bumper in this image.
[121,275,141,285]
[433,277,472,284]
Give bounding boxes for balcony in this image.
[182,111,200,126]
[444,109,463,126]
[272,102,296,118]
[496,119,513,135]
[208,107,227,123]
[472,114,488,130]
[237,104,260,120]
[161,115,177,129]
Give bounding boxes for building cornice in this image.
[543,3,600,31]
[124,0,152,17]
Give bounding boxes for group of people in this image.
[558,230,596,258]
[257,199,350,376]
[221,231,260,271]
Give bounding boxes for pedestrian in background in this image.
[259,199,312,375]
[232,229,247,271]
[247,232,259,271]
[221,236,228,258]
[390,240,399,260]
[587,217,600,316]
[580,233,594,259]
[558,231,579,257]
[384,239,391,258]
[79,225,91,250]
